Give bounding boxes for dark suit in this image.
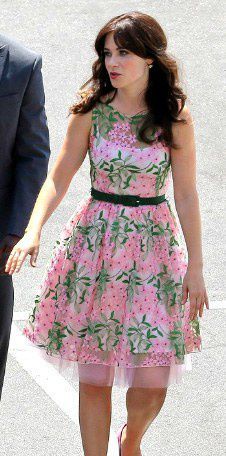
[0,34,50,399]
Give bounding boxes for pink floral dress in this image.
[22,100,202,388]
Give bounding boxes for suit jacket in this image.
[0,34,50,241]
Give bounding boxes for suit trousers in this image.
[0,272,14,401]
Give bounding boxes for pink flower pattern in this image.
[22,101,202,387]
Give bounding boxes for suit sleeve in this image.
[7,54,51,238]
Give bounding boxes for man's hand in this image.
[0,235,22,275]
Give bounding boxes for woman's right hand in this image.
[4,231,41,275]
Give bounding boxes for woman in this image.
[5,11,209,456]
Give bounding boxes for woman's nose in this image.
[108,56,119,67]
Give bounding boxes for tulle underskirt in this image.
[23,337,192,389]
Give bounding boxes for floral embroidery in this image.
[23,100,201,376]
[108,121,137,147]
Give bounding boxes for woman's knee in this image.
[79,381,113,398]
[126,386,168,410]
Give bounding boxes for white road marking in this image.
[13,311,31,321]
[207,300,226,309]
[9,322,79,419]
[8,322,118,456]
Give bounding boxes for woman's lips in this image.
[110,72,121,79]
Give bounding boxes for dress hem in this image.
[21,336,194,389]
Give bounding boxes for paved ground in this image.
[0,1,225,455]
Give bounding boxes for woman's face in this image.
[103,32,152,88]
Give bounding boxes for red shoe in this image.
[117,423,127,456]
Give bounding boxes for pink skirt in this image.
[22,195,201,389]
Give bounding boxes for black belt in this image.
[90,187,166,207]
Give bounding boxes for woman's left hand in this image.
[181,267,209,320]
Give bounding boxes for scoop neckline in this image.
[99,99,149,119]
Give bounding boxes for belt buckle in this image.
[128,194,140,206]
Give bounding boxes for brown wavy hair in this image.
[69,11,188,149]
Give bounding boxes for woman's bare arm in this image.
[25,110,92,235]
[170,105,210,319]
[171,105,203,270]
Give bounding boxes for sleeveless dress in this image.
[22,100,202,388]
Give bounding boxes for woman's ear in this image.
[146,58,154,66]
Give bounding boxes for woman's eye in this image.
[103,50,128,57]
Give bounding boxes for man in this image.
[0,34,51,400]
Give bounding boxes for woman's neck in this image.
[108,88,148,115]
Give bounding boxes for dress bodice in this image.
[88,101,171,197]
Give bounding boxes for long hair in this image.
[69,11,188,149]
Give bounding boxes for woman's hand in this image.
[4,231,41,275]
[0,235,22,275]
[182,266,209,319]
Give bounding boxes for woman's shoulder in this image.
[175,99,194,125]
[171,101,195,149]
[68,109,93,137]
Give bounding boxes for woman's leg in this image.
[79,381,113,456]
[121,386,168,456]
